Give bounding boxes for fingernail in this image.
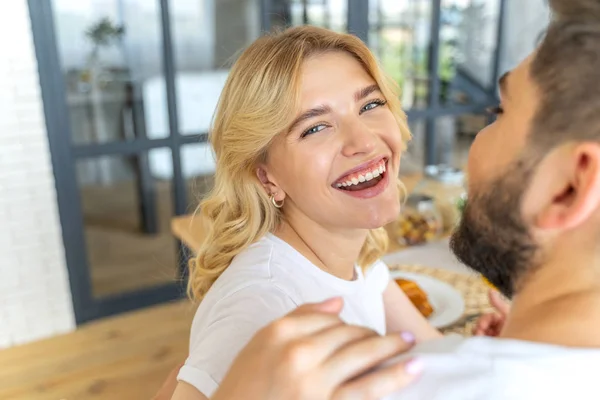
[406,358,424,375]
[400,331,415,344]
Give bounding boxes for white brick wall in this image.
[0,0,75,348]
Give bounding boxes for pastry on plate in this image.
[395,278,434,318]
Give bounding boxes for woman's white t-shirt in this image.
[177,233,391,397]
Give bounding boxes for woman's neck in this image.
[273,217,368,281]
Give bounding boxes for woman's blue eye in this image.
[301,124,326,138]
[361,99,387,113]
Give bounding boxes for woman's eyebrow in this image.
[354,84,381,102]
[288,105,332,133]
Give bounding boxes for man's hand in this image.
[473,290,511,337]
[211,298,423,400]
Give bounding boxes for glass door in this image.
[29,0,272,323]
[367,0,504,168]
[29,0,195,323]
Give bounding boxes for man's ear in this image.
[256,165,285,202]
[530,143,600,231]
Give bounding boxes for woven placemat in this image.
[389,264,497,336]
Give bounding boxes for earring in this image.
[270,194,284,209]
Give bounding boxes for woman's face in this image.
[260,51,404,231]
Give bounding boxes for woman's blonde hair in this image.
[188,26,411,301]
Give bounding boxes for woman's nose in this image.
[340,118,378,158]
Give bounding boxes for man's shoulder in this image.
[394,336,493,399]
[388,336,600,400]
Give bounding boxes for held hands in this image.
[473,290,511,337]
[211,298,423,400]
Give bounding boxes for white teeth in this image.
[336,161,387,189]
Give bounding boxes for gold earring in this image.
[270,194,284,209]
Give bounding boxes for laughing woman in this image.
[173,26,441,399]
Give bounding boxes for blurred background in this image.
[0,0,549,349]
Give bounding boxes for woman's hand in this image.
[211,298,422,400]
[473,290,511,337]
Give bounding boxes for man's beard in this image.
[450,160,539,298]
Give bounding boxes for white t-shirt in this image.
[386,335,600,399]
[178,233,391,397]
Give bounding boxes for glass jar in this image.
[392,194,443,247]
[413,165,467,232]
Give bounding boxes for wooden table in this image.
[171,173,423,253]
[171,213,209,253]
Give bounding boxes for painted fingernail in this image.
[400,331,415,344]
[406,358,424,375]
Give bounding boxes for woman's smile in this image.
[332,157,390,199]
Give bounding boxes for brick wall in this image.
[0,0,75,348]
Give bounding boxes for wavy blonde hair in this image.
[188,26,411,301]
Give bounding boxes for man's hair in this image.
[530,0,600,151]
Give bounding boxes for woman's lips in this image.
[333,157,387,188]
[333,159,390,199]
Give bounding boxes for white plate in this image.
[390,271,465,328]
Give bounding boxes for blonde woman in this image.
[174,26,441,399]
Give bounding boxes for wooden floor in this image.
[0,300,194,400]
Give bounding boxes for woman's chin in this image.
[361,204,401,230]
